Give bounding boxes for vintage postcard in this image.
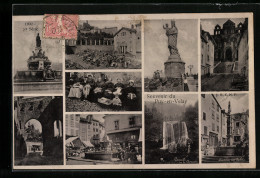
[12,13,255,170]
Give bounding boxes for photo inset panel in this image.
[65,72,142,112]
[65,20,141,69]
[13,96,63,165]
[145,94,199,164]
[13,21,63,94]
[201,93,249,163]
[201,18,248,91]
[65,114,142,165]
[144,19,198,92]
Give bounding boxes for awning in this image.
[82,141,94,147]
[138,128,142,142]
[65,136,79,147]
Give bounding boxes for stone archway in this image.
[225,48,233,62]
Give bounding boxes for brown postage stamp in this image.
[43,14,78,39]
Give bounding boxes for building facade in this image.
[104,114,142,148]
[114,24,140,55]
[230,111,249,146]
[212,19,247,62]
[66,114,104,146]
[237,19,248,77]
[65,114,80,137]
[201,94,222,150]
[201,27,216,76]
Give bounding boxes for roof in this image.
[223,19,235,26]
[114,27,137,37]
[211,94,222,110]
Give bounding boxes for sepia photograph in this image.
[145,94,199,164]
[65,72,142,112]
[13,96,63,165]
[201,18,248,91]
[201,93,249,163]
[65,114,142,165]
[13,21,63,94]
[144,19,198,92]
[65,20,141,69]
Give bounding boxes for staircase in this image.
[214,62,235,73]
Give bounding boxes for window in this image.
[217,106,219,112]
[216,114,219,122]
[212,99,215,109]
[71,129,74,136]
[114,120,119,130]
[217,126,219,132]
[75,130,79,136]
[121,32,126,36]
[203,112,206,120]
[234,136,241,142]
[207,55,209,62]
[88,124,90,129]
[204,126,207,135]
[236,122,240,128]
[129,117,136,127]
[212,123,215,131]
[212,110,215,120]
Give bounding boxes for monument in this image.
[163,20,185,91]
[14,33,62,93]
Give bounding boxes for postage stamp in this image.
[43,14,79,39]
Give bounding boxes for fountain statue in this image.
[14,33,62,92]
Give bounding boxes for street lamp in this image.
[188,65,193,75]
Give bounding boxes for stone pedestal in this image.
[164,54,185,91]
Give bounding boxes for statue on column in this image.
[163,20,180,58]
[36,33,41,48]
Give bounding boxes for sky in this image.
[79,20,141,30]
[25,119,42,133]
[144,19,198,78]
[215,94,248,114]
[201,18,246,35]
[13,21,63,76]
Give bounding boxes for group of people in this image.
[67,73,138,110]
[78,49,131,68]
[116,145,141,163]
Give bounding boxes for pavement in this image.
[66,156,142,165]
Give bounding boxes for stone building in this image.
[65,114,80,137]
[66,114,104,146]
[201,26,216,76]
[201,94,249,155]
[104,114,142,149]
[14,96,63,164]
[237,19,248,77]
[230,110,249,146]
[212,19,247,62]
[114,23,141,55]
[201,94,223,152]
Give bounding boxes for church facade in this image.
[212,19,247,62]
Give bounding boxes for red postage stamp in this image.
[43,14,79,39]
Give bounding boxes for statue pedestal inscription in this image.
[163,20,185,91]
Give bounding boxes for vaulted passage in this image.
[225,48,232,62]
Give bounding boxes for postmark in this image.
[43,14,78,39]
